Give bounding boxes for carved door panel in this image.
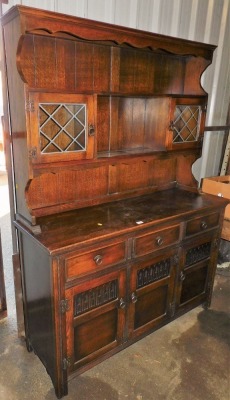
[128,250,178,339]
[176,235,218,311]
[65,268,126,372]
[167,97,206,150]
[27,92,96,164]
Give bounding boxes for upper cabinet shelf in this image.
[4,4,215,97]
[17,34,210,97]
[1,5,215,223]
[26,93,206,165]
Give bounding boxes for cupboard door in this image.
[129,251,177,339]
[65,269,126,371]
[168,98,206,150]
[176,235,217,311]
[178,260,209,306]
[28,92,96,164]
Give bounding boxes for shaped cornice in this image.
[2,4,216,60]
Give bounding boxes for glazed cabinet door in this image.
[128,250,178,339]
[65,268,126,372]
[168,97,206,150]
[176,234,218,312]
[27,92,96,164]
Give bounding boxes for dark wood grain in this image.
[17,188,227,254]
[1,5,227,399]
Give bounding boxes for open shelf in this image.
[97,147,157,158]
[97,95,171,156]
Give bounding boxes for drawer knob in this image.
[131,292,138,303]
[201,221,208,230]
[156,236,164,246]
[180,271,185,281]
[93,254,103,265]
[119,298,126,309]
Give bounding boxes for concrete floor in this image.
[0,172,230,400]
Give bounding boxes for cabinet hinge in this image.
[25,100,35,112]
[169,302,176,318]
[62,357,71,370]
[60,299,70,314]
[28,147,37,159]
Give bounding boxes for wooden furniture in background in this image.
[1,5,228,398]
[202,175,230,241]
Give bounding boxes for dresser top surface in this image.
[15,188,227,255]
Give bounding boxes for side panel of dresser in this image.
[2,17,32,223]
[18,232,66,398]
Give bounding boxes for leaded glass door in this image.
[172,105,201,143]
[168,98,206,149]
[28,92,96,163]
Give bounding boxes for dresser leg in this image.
[25,337,33,352]
[55,382,68,399]
[202,301,209,310]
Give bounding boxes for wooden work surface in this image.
[15,188,228,255]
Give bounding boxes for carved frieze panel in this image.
[137,259,170,289]
[74,280,118,317]
[185,242,211,266]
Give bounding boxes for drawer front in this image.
[185,213,219,237]
[65,242,126,280]
[133,225,180,257]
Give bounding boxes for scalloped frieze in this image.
[17,32,203,95]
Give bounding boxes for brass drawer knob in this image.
[156,236,164,246]
[201,221,208,230]
[93,254,103,265]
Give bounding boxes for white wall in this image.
[2,0,230,179]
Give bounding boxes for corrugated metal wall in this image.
[2,0,230,180]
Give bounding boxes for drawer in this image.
[133,225,180,257]
[185,213,219,237]
[65,241,126,280]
